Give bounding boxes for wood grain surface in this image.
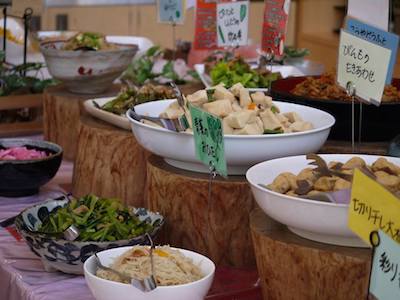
[72,115,149,207]
[146,155,256,267]
[321,140,389,156]
[250,208,371,300]
[43,84,119,161]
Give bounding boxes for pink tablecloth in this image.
[0,161,262,300]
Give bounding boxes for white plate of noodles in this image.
[84,246,215,300]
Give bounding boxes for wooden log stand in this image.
[43,84,119,160]
[146,155,256,267]
[250,208,371,300]
[72,115,149,207]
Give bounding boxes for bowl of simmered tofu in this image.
[246,154,400,247]
[126,84,335,175]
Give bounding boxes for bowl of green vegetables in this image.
[15,194,164,274]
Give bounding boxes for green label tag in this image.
[190,104,227,177]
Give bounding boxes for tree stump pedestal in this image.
[43,85,119,160]
[146,155,256,267]
[250,207,372,300]
[72,115,149,207]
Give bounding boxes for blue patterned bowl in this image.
[15,195,164,274]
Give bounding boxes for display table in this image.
[43,85,119,161]
[72,115,149,207]
[250,208,371,300]
[321,140,389,155]
[146,155,256,268]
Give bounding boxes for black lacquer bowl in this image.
[0,139,63,197]
[15,195,165,274]
[271,77,400,142]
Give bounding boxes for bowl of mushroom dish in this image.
[127,84,335,175]
[246,154,400,247]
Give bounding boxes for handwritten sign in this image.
[216,1,249,47]
[190,104,227,177]
[347,0,389,31]
[157,0,185,24]
[337,30,391,104]
[346,18,399,84]
[261,0,291,56]
[348,169,400,246]
[194,0,217,50]
[369,230,400,300]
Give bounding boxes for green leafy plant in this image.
[0,51,58,96]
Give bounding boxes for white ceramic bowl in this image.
[84,246,215,300]
[246,154,400,247]
[126,100,335,175]
[40,40,138,94]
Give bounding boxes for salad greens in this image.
[39,194,154,242]
[210,57,281,88]
[122,46,198,85]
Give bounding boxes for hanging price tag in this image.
[348,169,400,246]
[347,0,389,31]
[190,104,227,177]
[157,0,185,24]
[194,0,217,50]
[337,30,391,105]
[369,230,400,300]
[261,0,291,56]
[216,1,249,47]
[346,18,399,84]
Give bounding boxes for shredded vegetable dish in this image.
[39,195,154,242]
[63,32,116,51]
[291,72,400,103]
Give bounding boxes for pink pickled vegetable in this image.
[0,146,48,160]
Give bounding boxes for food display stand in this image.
[250,208,371,300]
[72,115,149,207]
[43,85,120,161]
[146,155,256,267]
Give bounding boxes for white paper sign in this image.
[217,1,249,47]
[347,0,389,31]
[337,30,391,104]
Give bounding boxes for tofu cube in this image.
[224,110,255,129]
[284,112,303,123]
[214,85,236,102]
[159,101,184,119]
[203,99,233,117]
[234,122,264,135]
[251,92,273,108]
[230,82,245,98]
[289,121,314,132]
[239,88,252,107]
[260,109,283,131]
[187,90,208,106]
[232,100,242,112]
[222,117,234,134]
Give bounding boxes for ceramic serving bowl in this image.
[84,246,215,300]
[15,195,165,274]
[126,100,335,175]
[246,154,400,247]
[0,139,62,197]
[40,40,138,94]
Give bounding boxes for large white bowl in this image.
[84,246,215,300]
[126,100,335,175]
[246,154,400,247]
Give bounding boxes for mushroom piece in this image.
[333,178,352,191]
[268,174,291,194]
[372,157,400,176]
[297,168,317,182]
[374,171,400,193]
[314,176,335,192]
[342,157,366,170]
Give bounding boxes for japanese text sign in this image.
[348,169,400,246]
[369,230,400,300]
[216,1,249,47]
[347,0,389,31]
[337,30,391,104]
[346,18,399,84]
[194,0,217,50]
[261,0,291,56]
[190,104,227,177]
[158,0,185,24]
